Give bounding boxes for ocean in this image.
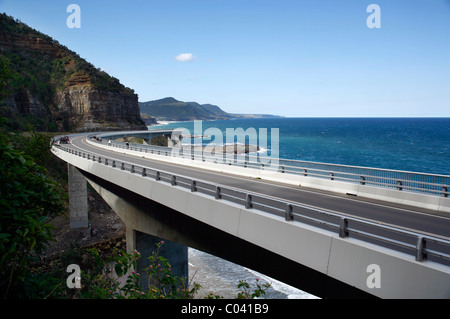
[154,117,450,175]
[152,117,450,299]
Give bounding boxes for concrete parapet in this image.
[88,137,450,214]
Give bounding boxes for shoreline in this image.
[149,120,196,127]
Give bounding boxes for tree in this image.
[0,59,66,299]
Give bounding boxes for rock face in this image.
[55,79,145,132]
[0,13,147,132]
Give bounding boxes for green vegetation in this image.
[0,13,133,95]
[0,117,66,298]
[58,241,202,299]
[139,97,233,121]
[139,97,282,122]
[20,240,270,299]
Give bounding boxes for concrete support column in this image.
[67,164,89,229]
[166,133,181,147]
[126,228,188,290]
[167,136,174,147]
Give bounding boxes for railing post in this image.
[416,236,427,262]
[397,181,403,191]
[121,163,125,170]
[155,171,161,181]
[245,194,253,209]
[112,160,116,168]
[339,218,349,238]
[191,180,197,192]
[215,186,222,199]
[360,176,365,185]
[171,175,177,186]
[142,168,147,177]
[285,204,294,221]
[105,158,108,166]
[131,165,135,173]
[443,186,448,198]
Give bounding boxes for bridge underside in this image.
[81,170,376,299]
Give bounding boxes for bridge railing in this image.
[90,137,450,198]
[55,144,450,266]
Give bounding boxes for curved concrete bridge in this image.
[51,130,450,299]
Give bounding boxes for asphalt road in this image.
[64,134,450,242]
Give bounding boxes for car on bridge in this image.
[59,136,70,144]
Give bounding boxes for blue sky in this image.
[1,0,449,117]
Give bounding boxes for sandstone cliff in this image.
[0,13,147,132]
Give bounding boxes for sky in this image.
[1,0,449,117]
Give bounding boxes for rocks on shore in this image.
[178,143,260,155]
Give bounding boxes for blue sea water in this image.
[154,117,450,175]
[152,117,450,298]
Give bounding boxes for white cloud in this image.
[175,53,197,62]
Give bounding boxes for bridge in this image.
[51,129,450,299]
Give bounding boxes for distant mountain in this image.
[139,97,282,122]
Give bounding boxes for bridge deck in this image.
[67,134,450,240]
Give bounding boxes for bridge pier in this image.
[127,229,189,290]
[81,173,189,290]
[166,133,181,147]
[167,136,174,147]
[79,170,379,299]
[67,164,89,229]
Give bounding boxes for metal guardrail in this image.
[90,135,450,198]
[54,144,450,266]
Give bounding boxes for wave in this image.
[244,267,319,299]
[188,248,318,299]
